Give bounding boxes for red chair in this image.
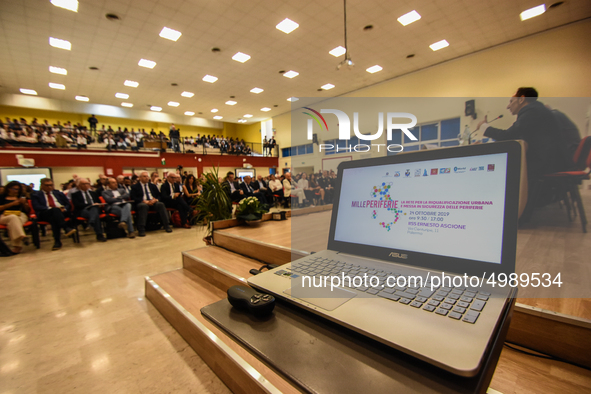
[0,213,40,249]
[73,201,106,242]
[543,136,591,233]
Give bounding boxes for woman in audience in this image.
[308,173,325,205]
[0,181,31,253]
[182,174,201,207]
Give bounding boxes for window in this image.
[282,143,313,158]
[387,117,460,155]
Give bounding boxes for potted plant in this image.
[236,196,268,225]
[192,167,232,243]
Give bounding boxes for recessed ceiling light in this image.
[213,115,223,120]
[20,89,37,95]
[150,106,162,112]
[50,0,78,12]
[211,108,218,113]
[250,87,264,94]
[49,37,71,50]
[159,27,182,41]
[49,66,67,75]
[329,46,346,57]
[397,10,421,26]
[75,96,89,101]
[238,119,247,123]
[168,101,180,107]
[261,107,271,112]
[243,114,253,118]
[283,70,299,78]
[202,75,218,83]
[321,84,335,90]
[181,91,194,97]
[115,93,129,99]
[520,4,546,21]
[121,102,133,107]
[124,80,139,87]
[429,39,449,51]
[138,59,156,69]
[287,97,299,102]
[366,65,383,73]
[232,52,251,63]
[184,111,195,116]
[276,18,299,34]
[49,83,65,90]
[225,100,237,105]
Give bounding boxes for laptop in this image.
[248,141,521,377]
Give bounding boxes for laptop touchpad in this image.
[284,287,356,311]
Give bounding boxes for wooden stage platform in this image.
[146,211,591,393]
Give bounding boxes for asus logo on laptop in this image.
[389,252,408,259]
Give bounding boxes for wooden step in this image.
[145,269,298,394]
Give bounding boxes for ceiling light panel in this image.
[321,84,335,90]
[243,114,253,118]
[397,10,421,26]
[115,93,129,99]
[124,80,139,87]
[287,97,299,102]
[150,106,162,111]
[429,39,449,51]
[329,46,346,57]
[261,107,271,112]
[50,0,78,12]
[138,59,156,68]
[520,4,546,21]
[232,52,251,63]
[75,96,89,101]
[49,66,67,75]
[202,75,218,83]
[20,89,37,95]
[366,65,383,73]
[159,27,182,41]
[121,103,133,107]
[276,18,299,34]
[181,91,194,97]
[49,37,71,50]
[283,70,299,78]
[184,111,195,116]
[168,101,180,107]
[250,87,264,94]
[213,115,223,120]
[211,108,218,113]
[49,83,65,90]
[225,100,237,105]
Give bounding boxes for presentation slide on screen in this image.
[334,153,508,264]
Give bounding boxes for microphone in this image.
[487,114,504,123]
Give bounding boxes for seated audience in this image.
[102,177,135,238]
[240,175,267,204]
[130,171,172,236]
[182,174,201,206]
[223,172,243,202]
[0,181,31,253]
[309,173,325,205]
[160,173,191,229]
[252,175,272,203]
[71,178,106,242]
[31,178,76,250]
[283,172,306,207]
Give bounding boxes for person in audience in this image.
[252,174,272,203]
[309,173,325,205]
[297,173,315,206]
[96,174,109,196]
[318,171,334,204]
[102,177,135,238]
[268,174,284,206]
[239,175,267,204]
[0,181,31,253]
[182,174,201,207]
[130,171,172,237]
[71,178,106,242]
[122,177,132,194]
[116,175,125,189]
[283,172,306,208]
[169,124,180,153]
[223,172,243,202]
[160,173,191,228]
[105,133,116,150]
[76,133,87,149]
[31,178,76,250]
[150,172,160,187]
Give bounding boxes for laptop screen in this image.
[328,142,521,275]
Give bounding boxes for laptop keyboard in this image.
[287,256,490,324]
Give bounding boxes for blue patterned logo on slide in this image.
[370,183,402,231]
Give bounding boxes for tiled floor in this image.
[0,225,231,394]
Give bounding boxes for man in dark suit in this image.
[240,176,267,204]
[252,175,272,203]
[71,178,106,242]
[160,173,191,228]
[103,177,135,238]
[31,177,76,250]
[130,171,172,237]
[223,171,243,202]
